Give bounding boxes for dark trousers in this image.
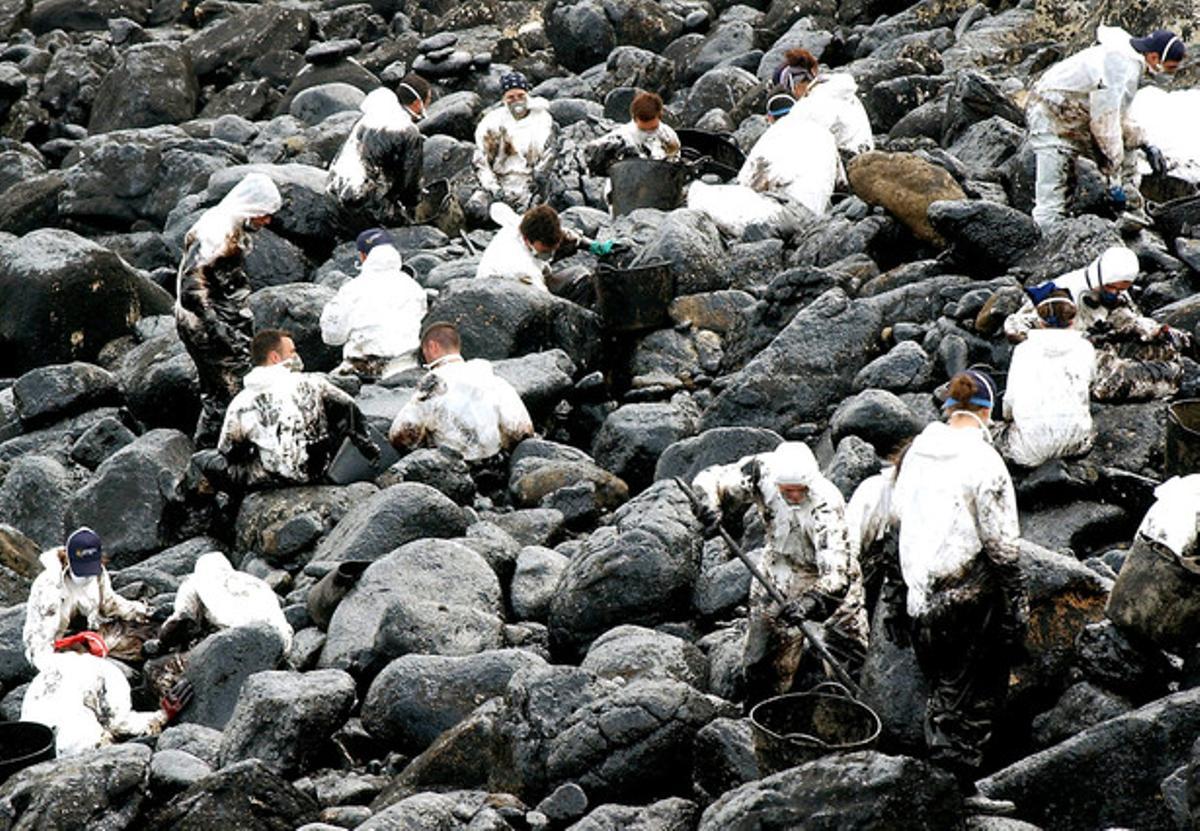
[910,574,1010,788]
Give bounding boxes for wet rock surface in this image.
[0,0,1196,826]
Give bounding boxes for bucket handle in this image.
[809,681,856,700]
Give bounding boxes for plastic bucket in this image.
[608,158,689,216]
[1166,399,1200,477]
[590,259,675,332]
[677,128,746,180]
[749,682,882,775]
[1107,537,1200,650]
[0,722,55,783]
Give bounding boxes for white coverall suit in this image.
[693,442,868,702]
[472,98,557,213]
[1026,26,1146,228]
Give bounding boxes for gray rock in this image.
[362,649,547,754]
[220,669,357,777]
[979,687,1200,831]
[13,362,121,427]
[1031,681,1133,749]
[852,341,933,394]
[824,435,883,501]
[157,723,224,768]
[184,4,311,82]
[359,790,523,831]
[654,426,783,484]
[548,481,702,656]
[509,440,629,513]
[681,65,759,124]
[312,483,468,563]
[0,454,72,549]
[698,751,961,829]
[0,603,31,689]
[182,623,288,730]
[580,624,707,689]
[567,797,698,831]
[89,42,197,133]
[144,759,319,831]
[941,69,1026,146]
[691,717,758,805]
[114,332,200,434]
[150,749,212,798]
[249,283,339,372]
[0,744,152,831]
[511,545,569,623]
[544,679,719,804]
[236,484,374,565]
[635,210,726,296]
[66,429,192,566]
[1012,214,1122,285]
[492,349,577,418]
[289,82,365,126]
[378,448,475,505]
[830,389,927,457]
[537,783,589,824]
[417,91,481,141]
[860,599,928,751]
[319,538,503,675]
[29,0,148,33]
[427,279,602,371]
[593,399,699,492]
[70,416,137,470]
[0,229,173,376]
[928,199,1040,275]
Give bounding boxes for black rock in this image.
[89,42,197,134]
[12,362,121,427]
[311,482,468,563]
[184,4,311,84]
[0,744,152,830]
[579,624,707,689]
[593,399,699,493]
[927,199,1041,275]
[182,623,288,730]
[0,454,72,549]
[378,448,476,505]
[0,603,33,689]
[304,39,362,64]
[144,758,319,831]
[115,332,201,435]
[1031,681,1133,749]
[692,717,758,805]
[830,388,926,457]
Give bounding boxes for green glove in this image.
[589,239,615,256]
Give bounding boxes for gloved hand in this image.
[998,594,1029,658]
[1143,144,1167,177]
[883,614,910,648]
[1159,324,1192,351]
[696,504,722,538]
[588,239,616,257]
[1107,185,1127,212]
[160,678,195,722]
[357,438,381,465]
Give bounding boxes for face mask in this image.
[507,100,528,119]
[67,571,94,586]
[1042,314,1063,329]
[1098,290,1122,309]
[281,354,304,372]
[534,249,554,262]
[410,104,426,123]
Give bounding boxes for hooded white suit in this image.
[161,552,293,651]
[997,329,1096,467]
[21,652,168,757]
[388,354,534,461]
[792,73,874,155]
[473,97,557,211]
[320,244,428,378]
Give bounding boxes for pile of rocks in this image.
[1,0,1199,828]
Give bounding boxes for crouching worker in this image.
[21,652,192,757]
[889,369,1025,812]
[23,528,153,672]
[321,228,428,381]
[476,203,624,303]
[389,322,533,489]
[149,552,293,656]
[193,329,380,493]
[470,72,557,218]
[692,442,868,706]
[994,293,1096,468]
[584,91,682,208]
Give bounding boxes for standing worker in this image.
[692,442,868,706]
[887,369,1025,813]
[176,172,282,447]
[1026,28,1183,228]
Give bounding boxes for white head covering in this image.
[186,173,283,270]
[769,441,820,486]
[1084,245,1140,290]
[358,87,408,128]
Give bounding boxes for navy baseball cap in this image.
[66,527,103,577]
[356,228,395,258]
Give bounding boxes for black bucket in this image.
[591,259,675,332]
[1148,194,1200,240]
[608,158,689,216]
[307,560,372,631]
[677,128,746,180]
[1166,399,1200,477]
[1107,537,1200,650]
[749,682,881,775]
[0,722,55,783]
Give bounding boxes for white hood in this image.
[185,173,282,270]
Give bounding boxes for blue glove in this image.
[589,239,615,256]
[1108,185,1127,212]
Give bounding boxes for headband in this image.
[398,82,423,105]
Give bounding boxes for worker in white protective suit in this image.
[887,369,1025,810]
[1006,247,1189,400]
[193,329,379,492]
[1026,27,1185,228]
[687,106,840,236]
[1129,86,1200,184]
[321,228,428,380]
[995,296,1096,468]
[389,322,533,469]
[845,465,898,618]
[23,528,153,672]
[691,442,868,705]
[584,90,682,203]
[21,652,192,757]
[176,172,282,447]
[327,75,431,229]
[1106,475,1200,652]
[774,48,874,156]
[152,551,293,654]
[470,72,557,217]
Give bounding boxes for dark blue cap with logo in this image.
[356,228,395,258]
[66,527,103,577]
